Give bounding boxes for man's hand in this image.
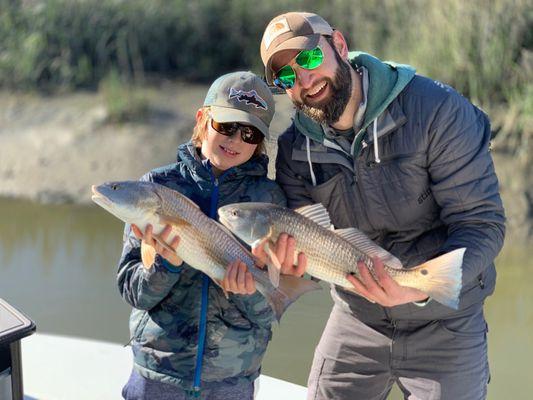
[346,256,429,307]
[132,224,183,269]
[222,260,256,295]
[251,233,307,277]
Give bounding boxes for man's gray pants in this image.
[307,303,490,400]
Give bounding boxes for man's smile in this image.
[306,81,328,99]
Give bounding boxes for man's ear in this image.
[331,30,349,59]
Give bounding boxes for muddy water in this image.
[0,198,530,398]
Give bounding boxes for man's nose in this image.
[296,68,314,90]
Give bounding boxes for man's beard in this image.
[294,52,352,125]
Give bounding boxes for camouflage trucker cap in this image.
[203,71,275,139]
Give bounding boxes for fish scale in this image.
[91,180,321,320]
[156,184,265,285]
[270,209,369,287]
[218,203,465,309]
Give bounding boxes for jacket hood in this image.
[294,52,416,143]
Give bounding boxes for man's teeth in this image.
[309,82,327,96]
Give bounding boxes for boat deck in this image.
[21,334,307,399]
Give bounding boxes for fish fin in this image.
[294,204,332,229]
[214,220,250,248]
[140,241,156,268]
[213,279,230,299]
[411,248,465,309]
[159,215,191,227]
[344,286,377,304]
[261,240,281,288]
[334,228,403,270]
[157,185,201,209]
[267,276,322,322]
[152,234,177,254]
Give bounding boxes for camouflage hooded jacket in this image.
[117,141,286,392]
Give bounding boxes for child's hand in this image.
[251,233,307,277]
[132,224,183,269]
[222,260,256,295]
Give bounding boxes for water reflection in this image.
[0,197,130,341]
[0,198,531,398]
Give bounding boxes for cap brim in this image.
[210,106,270,140]
[265,34,321,85]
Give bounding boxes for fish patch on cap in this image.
[229,88,268,110]
[263,17,291,50]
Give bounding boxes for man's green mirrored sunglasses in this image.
[273,47,324,90]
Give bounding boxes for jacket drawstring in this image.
[306,136,317,186]
[373,118,381,164]
[306,118,381,186]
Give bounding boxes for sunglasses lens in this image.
[211,120,264,145]
[273,47,324,89]
[296,47,323,69]
[274,65,296,89]
[240,127,264,144]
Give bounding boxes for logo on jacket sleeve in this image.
[229,88,268,110]
[417,187,432,204]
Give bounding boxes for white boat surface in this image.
[21,333,307,400]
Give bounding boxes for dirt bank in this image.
[0,84,529,243]
[0,83,294,204]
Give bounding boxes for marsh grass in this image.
[0,0,530,150]
[98,69,150,124]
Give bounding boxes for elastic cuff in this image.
[232,291,263,302]
[413,297,431,307]
[156,255,181,273]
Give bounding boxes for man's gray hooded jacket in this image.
[275,52,505,321]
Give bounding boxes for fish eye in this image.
[111,184,118,190]
[231,210,238,217]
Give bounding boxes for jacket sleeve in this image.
[275,127,315,209]
[116,172,182,310]
[117,223,182,310]
[228,292,275,328]
[427,89,505,285]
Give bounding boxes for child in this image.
[118,71,286,399]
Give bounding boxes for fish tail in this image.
[412,248,465,309]
[265,276,322,322]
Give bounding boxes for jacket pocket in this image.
[304,171,345,204]
[133,311,150,341]
[362,152,432,230]
[304,172,357,228]
[438,307,488,338]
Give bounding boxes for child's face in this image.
[199,114,259,175]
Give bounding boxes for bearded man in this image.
[255,11,505,400]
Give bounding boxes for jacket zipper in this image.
[192,275,209,395]
[383,307,397,366]
[390,318,397,366]
[351,131,366,183]
[351,138,377,232]
[192,168,229,395]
